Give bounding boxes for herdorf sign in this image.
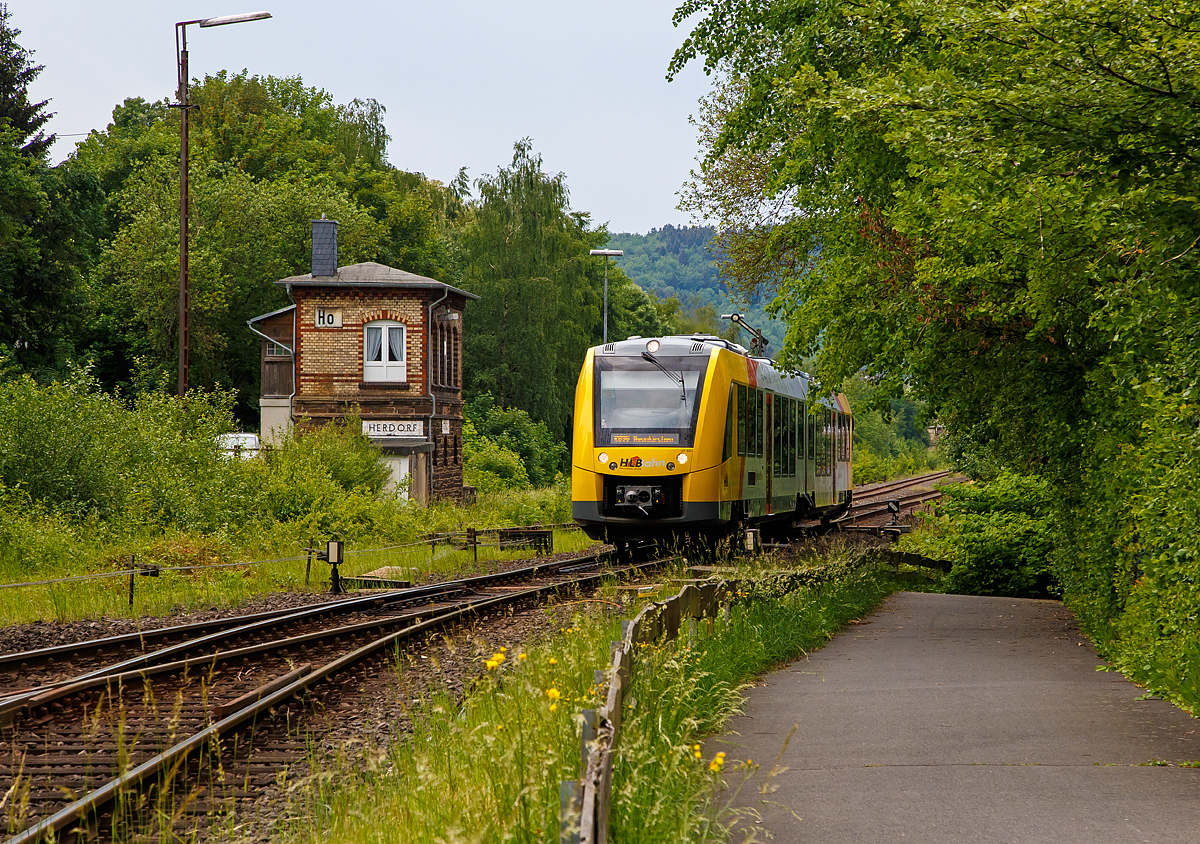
[363,420,423,438]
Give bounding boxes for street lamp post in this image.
[589,249,623,344]
[175,11,271,396]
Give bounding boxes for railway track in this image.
[1,547,665,843]
[840,470,958,528]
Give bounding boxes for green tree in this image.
[670,0,1200,706]
[460,140,603,441]
[0,4,52,158]
[90,156,383,403]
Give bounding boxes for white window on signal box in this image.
[364,320,406,382]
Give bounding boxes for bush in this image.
[901,472,1058,598]
[465,393,566,487]
[462,419,530,493]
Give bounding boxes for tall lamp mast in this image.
[174,11,272,395]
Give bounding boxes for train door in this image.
[805,403,815,501]
[831,411,839,507]
[764,393,773,514]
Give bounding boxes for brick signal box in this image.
[249,218,478,504]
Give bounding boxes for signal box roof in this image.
[276,261,479,300]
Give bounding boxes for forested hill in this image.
[607,226,787,351]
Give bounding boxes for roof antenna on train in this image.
[722,312,769,357]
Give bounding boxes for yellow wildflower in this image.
[546,687,561,700]
[518,652,528,661]
[709,752,726,772]
[485,659,498,670]
[492,652,506,664]
[500,646,507,653]
[549,703,558,712]
[548,657,558,665]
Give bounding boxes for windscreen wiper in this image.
[641,351,687,403]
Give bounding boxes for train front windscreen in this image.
[594,355,708,448]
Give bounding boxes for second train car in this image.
[571,333,853,544]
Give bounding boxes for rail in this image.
[5,553,667,844]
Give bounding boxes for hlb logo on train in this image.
[619,456,666,468]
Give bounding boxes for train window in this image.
[723,389,734,462]
[594,354,709,447]
[806,404,815,462]
[831,413,838,466]
[747,389,755,458]
[827,410,833,474]
[793,401,800,476]
[788,399,796,477]
[744,391,753,461]
[757,390,765,458]
[777,398,786,478]
[771,395,780,477]
[779,396,786,477]
[816,409,829,477]
[790,398,796,476]
[737,384,747,456]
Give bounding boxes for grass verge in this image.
[0,488,582,627]
[274,547,912,843]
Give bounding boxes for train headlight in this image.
[646,339,660,353]
[677,452,689,465]
[598,452,609,464]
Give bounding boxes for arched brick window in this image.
[364,320,406,382]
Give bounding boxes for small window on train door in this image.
[758,390,766,458]
[723,388,734,462]
[789,399,797,476]
[772,395,781,477]
[779,396,787,477]
[827,410,834,474]
[737,383,747,457]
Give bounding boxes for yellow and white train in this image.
[571,334,853,545]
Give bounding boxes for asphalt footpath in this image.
[711,591,1200,843]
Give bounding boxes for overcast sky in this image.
[12,0,715,235]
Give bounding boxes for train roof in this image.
[597,334,811,377]
[599,334,747,357]
[594,334,849,410]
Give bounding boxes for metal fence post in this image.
[560,780,582,844]
[581,709,598,774]
[128,554,136,606]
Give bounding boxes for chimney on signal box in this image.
[311,215,338,277]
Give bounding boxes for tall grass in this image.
[276,550,904,843]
